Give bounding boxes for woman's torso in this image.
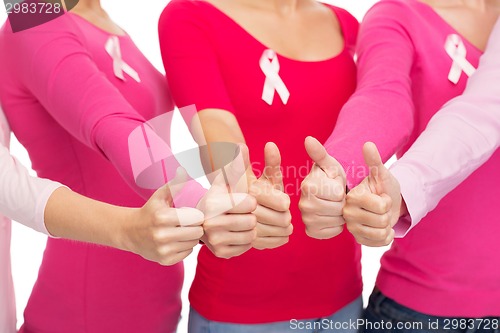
[0,13,182,333]
[162,0,363,323]
[371,0,500,317]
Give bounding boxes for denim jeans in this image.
[188,296,363,333]
[362,289,500,333]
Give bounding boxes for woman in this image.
[159,0,362,331]
[0,107,205,333]
[0,0,256,331]
[300,0,500,330]
[348,17,500,230]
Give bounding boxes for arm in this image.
[159,2,292,252]
[343,19,500,244]
[391,18,500,227]
[44,169,205,266]
[0,130,61,234]
[300,2,415,240]
[324,2,416,189]
[0,140,204,264]
[7,17,204,208]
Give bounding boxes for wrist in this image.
[112,207,140,253]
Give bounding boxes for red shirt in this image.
[160,0,361,323]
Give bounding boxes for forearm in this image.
[324,4,416,188]
[44,187,136,251]
[195,109,255,180]
[197,109,246,144]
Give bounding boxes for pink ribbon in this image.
[105,36,141,83]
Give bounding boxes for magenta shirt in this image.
[392,18,500,229]
[0,13,196,332]
[326,0,500,317]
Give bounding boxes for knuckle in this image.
[153,210,174,226]
[371,228,388,241]
[345,193,357,205]
[194,226,205,239]
[378,200,390,213]
[207,233,225,247]
[379,214,391,228]
[152,231,168,246]
[298,198,313,213]
[243,231,256,244]
[330,185,346,202]
[278,211,292,227]
[280,236,290,246]
[301,179,317,195]
[213,247,231,259]
[158,245,173,258]
[250,214,258,227]
[324,226,344,239]
[250,229,258,241]
[305,228,320,239]
[302,216,313,225]
[281,194,291,210]
[245,214,258,229]
[342,206,354,220]
[204,197,221,213]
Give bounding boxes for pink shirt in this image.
[0,109,61,333]
[325,0,500,317]
[392,18,500,227]
[0,13,203,333]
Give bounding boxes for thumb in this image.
[362,142,389,194]
[304,136,342,179]
[263,142,284,191]
[213,143,250,193]
[152,167,189,207]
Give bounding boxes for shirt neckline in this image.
[67,12,129,38]
[413,0,484,54]
[200,0,349,63]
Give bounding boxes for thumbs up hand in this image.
[250,142,293,250]
[197,144,259,259]
[299,136,347,239]
[123,167,205,266]
[343,142,402,247]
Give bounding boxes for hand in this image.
[123,168,205,266]
[250,142,293,250]
[299,136,346,239]
[198,145,258,259]
[343,142,402,247]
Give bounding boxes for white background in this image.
[0,0,384,331]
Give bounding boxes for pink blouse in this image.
[0,12,202,332]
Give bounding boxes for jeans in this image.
[362,289,500,333]
[188,296,363,333]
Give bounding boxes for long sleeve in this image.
[391,18,500,230]
[324,2,416,189]
[6,18,205,207]
[159,1,236,114]
[0,111,61,234]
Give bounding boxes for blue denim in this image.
[188,296,363,333]
[362,289,500,333]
